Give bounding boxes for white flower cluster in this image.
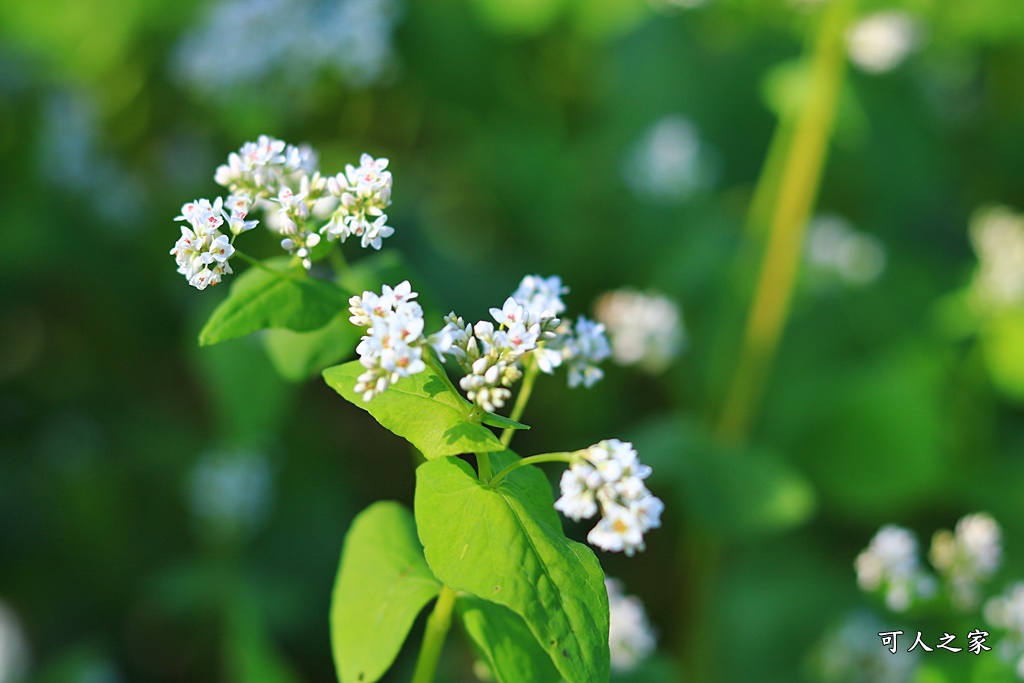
[187,448,273,541]
[594,288,684,373]
[554,439,663,556]
[606,578,657,672]
[624,115,714,203]
[985,584,1024,679]
[812,611,919,683]
[805,214,887,287]
[349,281,427,401]
[322,153,395,249]
[170,197,247,290]
[429,275,611,413]
[930,512,1002,611]
[969,205,1024,310]
[854,525,936,612]
[172,136,395,288]
[846,11,921,74]
[173,0,399,98]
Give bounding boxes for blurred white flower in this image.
[187,449,273,541]
[984,583,1024,678]
[855,525,935,612]
[0,600,28,683]
[594,289,684,373]
[606,578,657,672]
[846,11,921,74]
[969,205,1024,310]
[805,214,886,287]
[561,316,612,389]
[811,611,919,683]
[173,0,400,98]
[929,512,1002,611]
[625,115,714,203]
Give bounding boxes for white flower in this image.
[855,525,935,612]
[187,448,273,540]
[929,512,1002,611]
[805,214,886,287]
[170,197,237,289]
[562,316,612,388]
[625,115,713,202]
[846,11,921,74]
[969,205,1024,310]
[606,578,657,672]
[322,152,394,249]
[512,274,567,318]
[350,281,428,400]
[554,439,662,557]
[594,289,685,373]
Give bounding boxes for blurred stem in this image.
[680,3,854,683]
[716,0,853,446]
[411,586,457,683]
[501,356,540,448]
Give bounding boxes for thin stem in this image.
[410,586,457,683]
[329,245,350,283]
[487,452,574,489]
[501,356,540,448]
[476,452,493,483]
[715,0,853,445]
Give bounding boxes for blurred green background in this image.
[4,0,1024,681]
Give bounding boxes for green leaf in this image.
[479,411,529,431]
[457,596,561,683]
[199,257,349,346]
[262,313,361,382]
[331,501,442,683]
[415,452,609,683]
[322,360,506,460]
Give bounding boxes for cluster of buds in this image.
[322,153,395,250]
[429,275,611,412]
[173,135,396,288]
[430,295,561,413]
[554,439,663,556]
[930,512,1002,611]
[170,197,253,290]
[855,525,936,611]
[349,281,427,401]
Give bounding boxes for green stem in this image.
[715,0,853,446]
[476,452,493,483]
[329,245,350,284]
[487,452,573,489]
[410,586,457,683]
[501,356,540,448]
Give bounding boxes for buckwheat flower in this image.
[855,525,936,612]
[984,583,1024,678]
[562,316,612,388]
[594,289,685,373]
[512,274,568,319]
[171,196,238,290]
[349,281,427,400]
[606,578,657,672]
[322,153,394,249]
[554,439,661,556]
[846,11,921,74]
[969,205,1024,311]
[929,512,1002,611]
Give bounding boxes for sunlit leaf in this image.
[415,452,609,683]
